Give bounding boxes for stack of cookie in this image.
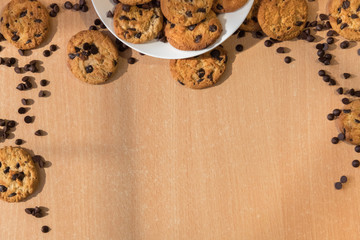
[112,0,249,50]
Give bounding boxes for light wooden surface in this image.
[1,0,360,239]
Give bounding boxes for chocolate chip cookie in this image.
[67,30,119,85]
[165,11,222,51]
[240,0,261,31]
[212,0,248,13]
[0,146,38,203]
[113,2,163,44]
[0,0,49,50]
[336,99,360,145]
[328,0,360,41]
[258,0,308,41]
[170,47,227,89]
[161,0,213,26]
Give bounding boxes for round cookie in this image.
[257,0,308,41]
[0,0,49,50]
[0,146,38,203]
[119,0,151,5]
[170,47,227,89]
[239,0,261,32]
[165,11,222,51]
[161,0,213,26]
[67,30,119,85]
[113,2,163,44]
[328,0,360,41]
[212,0,248,13]
[336,99,360,145]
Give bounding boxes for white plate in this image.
[91,0,254,59]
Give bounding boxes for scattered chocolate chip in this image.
[284,56,292,64]
[18,107,26,114]
[340,176,347,183]
[337,87,344,94]
[352,160,360,168]
[340,41,349,49]
[331,137,339,144]
[43,50,51,57]
[334,182,342,190]
[38,90,46,97]
[264,40,272,47]
[3,167,9,174]
[333,109,341,116]
[127,57,136,64]
[318,70,325,76]
[327,37,334,44]
[327,113,335,120]
[7,121,15,128]
[319,14,329,20]
[237,30,245,38]
[24,116,33,124]
[49,44,57,51]
[338,133,345,140]
[15,139,23,145]
[64,1,73,9]
[25,208,34,215]
[235,44,243,52]
[34,130,44,136]
[343,73,351,79]
[329,79,336,85]
[342,98,351,104]
[107,10,113,18]
[41,226,50,233]
[355,145,360,152]
[49,10,57,17]
[276,47,285,53]
[40,79,48,86]
[89,25,97,31]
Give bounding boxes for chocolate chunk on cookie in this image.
[67,30,119,85]
[161,0,213,26]
[170,46,227,89]
[0,146,38,203]
[239,0,261,32]
[212,0,248,13]
[113,2,163,44]
[0,0,49,50]
[336,99,360,145]
[165,11,222,51]
[328,0,360,41]
[258,0,308,41]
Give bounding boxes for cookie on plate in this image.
[258,0,308,41]
[113,2,163,44]
[67,30,119,85]
[170,47,227,89]
[161,0,213,26]
[0,146,38,203]
[336,99,360,145]
[239,0,261,32]
[328,0,360,41]
[165,11,222,51]
[212,0,248,13]
[0,0,49,50]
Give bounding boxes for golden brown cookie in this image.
[161,0,213,26]
[258,0,308,41]
[336,99,360,145]
[67,30,119,85]
[0,146,38,203]
[170,47,227,89]
[239,0,261,32]
[113,2,163,44]
[0,0,49,50]
[165,11,222,51]
[328,0,360,41]
[212,0,248,13]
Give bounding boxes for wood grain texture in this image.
[0,0,359,239]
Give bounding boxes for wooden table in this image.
[1,0,359,239]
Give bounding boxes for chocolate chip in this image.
[197,68,205,78]
[73,3,80,10]
[34,130,43,136]
[25,208,34,215]
[329,79,336,85]
[327,113,335,120]
[276,47,285,53]
[40,79,48,86]
[295,21,304,26]
[318,70,325,76]
[340,41,349,49]
[81,5,89,12]
[209,25,217,32]
[21,98,29,105]
[342,98,351,104]
[331,137,339,144]
[194,35,202,43]
[352,160,360,168]
[340,23,348,30]
[0,185,7,192]
[14,67,22,74]
[43,50,51,57]
[7,121,15,128]
[264,40,273,47]
[135,32,142,38]
[85,65,93,73]
[127,57,136,64]
[236,44,243,52]
[338,133,345,140]
[64,1,73,9]
[334,182,342,190]
[343,73,351,79]
[327,37,334,44]
[237,30,245,38]
[15,139,23,145]
[284,56,292,64]
[3,167,9,174]
[122,4,130,12]
[355,145,360,152]
[50,44,57,51]
[185,11,192,17]
[19,10,27,18]
[49,10,57,17]
[53,4,60,13]
[41,226,50,233]
[12,173,19,181]
[342,0,350,9]
[319,14,329,20]
[18,107,26,114]
[340,176,347,183]
[107,11,113,18]
[343,109,351,113]
[317,50,325,57]
[68,53,75,60]
[178,80,184,85]
[24,116,33,124]
[306,35,315,42]
[210,49,220,59]
[38,90,46,97]
[333,109,341,116]
[216,4,223,10]
[188,24,196,31]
